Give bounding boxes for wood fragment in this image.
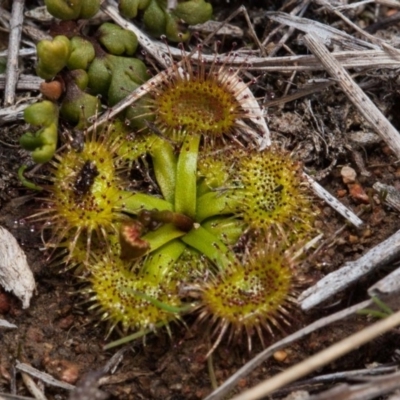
[373,182,400,213]
[303,33,400,160]
[0,226,35,309]
[304,174,364,228]
[0,319,17,329]
[0,103,32,125]
[20,371,47,400]
[16,362,75,391]
[4,0,26,106]
[368,265,400,298]
[156,45,400,73]
[0,74,43,91]
[299,228,400,310]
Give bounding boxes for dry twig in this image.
[4,0,25,105]
[303,33,400,159]
[299,227,400,310]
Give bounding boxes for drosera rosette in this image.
[194,237,303,355]
[131,43,262,145]
[196,147,319,247]
[31,124,172,259]
[232,148,319,245]
[84,239,193,336]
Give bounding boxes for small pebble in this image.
[348,234,359,244]
[273,350,288,362]
[341,166,357,184]
[363,228,372,238]
[44,358,80,384]
[40,81,63,101]
[348,183,369,204]
[57,315,74,330]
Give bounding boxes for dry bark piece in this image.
[0,226,35,309]
[299,228,400,310]
[0,319,17,329]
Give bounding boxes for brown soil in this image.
[1,1,400,399]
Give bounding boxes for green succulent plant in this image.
[119,0,151,19]
[97,22,139,56]
[60,73,102,129]
[87,47,150,128]
[66,37,95,70]
[44,0,101,20]
[20,101,59,163]
[36,35,71,80]
[120,0,213,41]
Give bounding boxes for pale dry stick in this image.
[16,362,75,391]
[368,264,400,298]
[303,33,400,159]
[230,309,400,400]
[0,226,35,309]
[0,48,36,58]
[319,0,400,57]
[0,74,43,90]
[376,0,400,6]
[3,50,399,94]
[0,319,17,329]
[299,227,400,310]
[373,181,400,213]
[0,103,31,125]
[234,6,265,55]
[268,0,311,57]
[21,372,47,400]
[262,0,309,48]
[203,299,372,400]
[1,6,52,42]
[333,0,376,9]
[4,0,25,106]
[267,12,379,50]
[265,80,334,107]
[304,173,364,228]
[157,47,400,72]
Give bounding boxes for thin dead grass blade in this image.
[266,11,379,50]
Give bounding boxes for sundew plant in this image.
[22,0,319,353]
